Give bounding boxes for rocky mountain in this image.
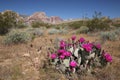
[19,14,29,18]
[24,12,63,24]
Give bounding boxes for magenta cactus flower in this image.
[95,43,101,49]
[50,53,57,59]
[63,51,67,56]
[82,43,92,52]
[60,40,65,45]
[82,44,87,48]
[85,46,92,52]
[79,37,85,43]
[104,53,112,62]
[63,51,71,57]
[66,51,71,57]
[60,44,65,48]
[48,36,113,74]
[60,40,66,48]
[58,49,65,54]
[88,43,94,48]
[71,35,76,40]
[70,61,77,67]
[59,55,65,59]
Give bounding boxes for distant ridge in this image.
[19,14,29,18]
[24,12,63,24]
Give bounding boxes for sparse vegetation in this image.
[77,26,89,34]
[68,20,85,29]
[31,21,53,28]
[100,31,118,41]
[48,28,60,35]
[114,27,120,35]
[87,12,110,31]
[4,29,33,45]
[113,23,120,27]
[32,29,44,36]
[59,29,68,35]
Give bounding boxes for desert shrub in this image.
[4,29,33,45]
[87,12,110,31]
[17,22,28,28]
[48,28,67,35]
[53,25,61,29]
[113,23,120,27]
[59,29,68,35]
[17,24,28,28]
[31,21,41,28]
[113,28,120,35]
[68,21,84,29]
[31,21,53,28]
[0,11,19,35]
[87,19,110,31]
[111,28,120,39]
[39,27,47,30]
[77,26,89,34]
[48,28,59,35]
[25,28,44,37]
[100,31,118,41]
[32,29,44,36]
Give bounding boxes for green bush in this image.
[53,25,61,29]
[68,21,84,29]
[87,12,111,31]
[26,28,44,37]
[31,21,41,28]
[77,26,89,34]
[112,28,120,40]
[48,28,59,35]
[33,29,44,36]
[114,28,120,35]
[100,31,118,41]
[87,19,110,31]
[59,29,68,35]
[0,10,18,35]
[31,21,53,28]
[54,23,68,30]
[4,29,33,45]
[113,23,120,27]
[17,24,28,28]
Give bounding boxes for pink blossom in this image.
[79,37,85,43]
[71,35,76,40]
[85,46,92,52]
[88,43,94,48]
[60,40,66,46]
[104,53,112,62]
[82,44,87,49]
[70,61,77,67]
[95,43,101,49]
[60,44,65,48]
[60,40,65,45]
[63,51,71,57]
[60,40,66,48]
[50,53,57,59]
[58,49,65,54]
[82,43,92,52]
[59,55,65,59]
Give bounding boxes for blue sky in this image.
[0,0,120,19]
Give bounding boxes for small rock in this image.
[23,53,30,57]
